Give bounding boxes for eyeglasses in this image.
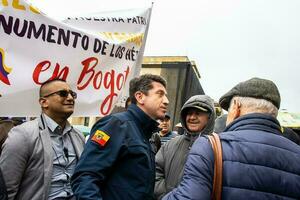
[42,89,77,99]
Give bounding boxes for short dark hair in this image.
[39,78,66,97]
[129,74,167,104]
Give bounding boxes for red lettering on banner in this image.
[93,71,103,89]
[32,60,69,84]
[76,57,130,115]
[101,70,117,115]
[77,57,97,90]
[32,57,131,115]
[100,67,130,115]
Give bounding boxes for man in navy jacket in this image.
[71,74,169,200]
[163,77,300,200]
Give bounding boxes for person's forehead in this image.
[150,81,167,92]
[161,117,170,122]
[46,81,70,90]
[187,108,208,115]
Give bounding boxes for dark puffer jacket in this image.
[154,95,215,199]
[163,113,300,200]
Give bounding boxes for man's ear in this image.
[134,91,145,105]
[231,99,241,119]
[39,97,48,109]
[226,99,241,125]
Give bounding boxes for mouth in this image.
[188,121,199,125]
[64,104,74,107]
[160,107,167,112]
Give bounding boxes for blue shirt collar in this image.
[42,113,72,135]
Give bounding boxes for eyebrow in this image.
[156,89,167,95]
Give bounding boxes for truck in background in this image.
[139,56,205,128]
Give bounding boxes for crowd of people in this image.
[0,74,300,200]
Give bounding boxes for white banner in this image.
[0,0,152,116]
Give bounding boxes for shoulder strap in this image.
[208,133,223,200]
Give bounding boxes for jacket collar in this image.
[38,114,47,130]
[162,131,175,138]
[224,113,282,135]
[127,104,160,139]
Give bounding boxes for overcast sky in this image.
[29,0,300,112]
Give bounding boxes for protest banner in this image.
[0,0,152,116]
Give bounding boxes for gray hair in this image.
[228,96,278,117]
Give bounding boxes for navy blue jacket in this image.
[163,113,300,200]
[71,104,159,200]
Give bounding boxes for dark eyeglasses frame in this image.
[42,89,77,99]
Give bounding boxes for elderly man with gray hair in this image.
[163,77,300,200]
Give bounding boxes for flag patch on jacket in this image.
[91,130,110,146]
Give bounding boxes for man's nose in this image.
[189,113,197,119]
[66,92,74,100]
[163,95,169,105]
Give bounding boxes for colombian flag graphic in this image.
[0,48,12,85]
[92,130,110,147]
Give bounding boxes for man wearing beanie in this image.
[163,77,300,200]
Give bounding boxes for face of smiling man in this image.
[185,108,209,133]
[39,80,76,126]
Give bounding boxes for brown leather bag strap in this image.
[208,133,223,200]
